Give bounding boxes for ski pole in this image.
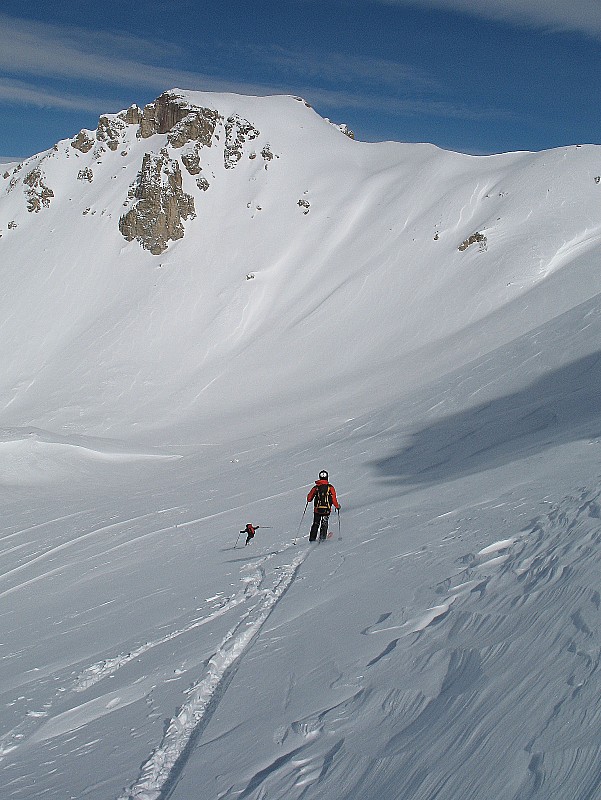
[295,502,309,541]
[337,508,341,539]
[234,531,243,549]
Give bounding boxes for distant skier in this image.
[307,470,340,541]
[241,523,260,546]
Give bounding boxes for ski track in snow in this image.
[118,546,308,800]
[173,486,601,800]
[73,540,299,693]
[0,535,302,768]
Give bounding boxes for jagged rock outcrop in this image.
[224,115,260,169]
[458,231,487,252]
[124,105,143,125]
[338,124,355,140]
[67,92,283,254]
[119,150,195,255]
[167,108,220,149]
[260,145,274,164]
[71,130,95,153]
[72,108,139,155]
[77,167,94,182]
[96,116,126,151]
[181,148,202,175]
[3,164,22,193]
[168,106,221,178]
[23,168,54,212]
[138,92,194,139]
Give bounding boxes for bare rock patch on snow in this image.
[71,130,95,153]
[119,150,195,255]
[23,167,54,213]
[458,231,488,252]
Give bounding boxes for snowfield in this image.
[1,90,601,799]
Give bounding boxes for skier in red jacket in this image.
[307,470,340,541]
[242,523,260,546]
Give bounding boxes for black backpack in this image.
[314,483,332,513]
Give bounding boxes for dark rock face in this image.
[168,106,221,178]
[458,231,487,252]
[96,116,126,152]
[119,151,196,255]
[138,92,195,139]
[77,167,94,182]
[124,105,143,125]
[72,112,130,154]
[181,149,202,175]
[168,108,220,149]
[71,131,95,154]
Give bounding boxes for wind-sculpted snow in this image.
[185,487,601,800]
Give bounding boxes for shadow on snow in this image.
[372,351,601,487]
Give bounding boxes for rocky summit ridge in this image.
[2,90,350,255]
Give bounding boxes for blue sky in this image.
[1,0,600,159]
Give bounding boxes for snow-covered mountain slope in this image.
[2,90,601,800]
[2,89,601,444]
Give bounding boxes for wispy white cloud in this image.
[0,14,318,114]
[306,86,512,122]
[0,13,509,128]
[0,14,210,92]
[213,44,507,124]
[373,0,601,37]
[236,44,440,91]
[0,78,110,113]
[0,15,439,102]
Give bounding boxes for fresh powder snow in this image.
[1,89,601,800]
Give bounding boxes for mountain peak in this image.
[2,89,353,255]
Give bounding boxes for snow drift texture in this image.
[2,89,601,800]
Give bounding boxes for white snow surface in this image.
[2,90,601,799]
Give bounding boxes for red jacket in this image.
[307,480,340,511]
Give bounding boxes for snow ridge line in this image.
[118,548,307,800]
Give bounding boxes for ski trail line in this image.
[0,543,299,761]
[73,567,263,692]
[74,540,299,693]
[0,511,175,597]
[118,548,307,800]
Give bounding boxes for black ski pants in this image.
[309,512,329,541]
